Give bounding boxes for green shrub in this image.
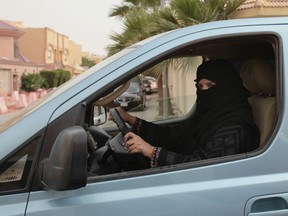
[40,69,71,88]
[21,73,44,92]
[55,69,71,86]
[40,70,58,88]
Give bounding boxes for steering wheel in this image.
[110,108,130,136]
[106,108,131,155]
[88,108,150,174]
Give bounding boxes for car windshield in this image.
[127,83,140,93]
[0,47,137,132]
[0,91,53,133]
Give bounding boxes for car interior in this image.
[240,58,276,147]
[80,35,278,177]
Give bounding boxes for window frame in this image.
[87,34,280,183]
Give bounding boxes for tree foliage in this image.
[107,0,246,55]
[108,0,161,18]
[81,56,96,68]
[106,0,246,116]
[40,69,71,89]
[20,73,44,92]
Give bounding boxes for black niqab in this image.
[188,60,255,146]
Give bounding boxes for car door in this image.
[0,193,28,216]
[25,21,288,216]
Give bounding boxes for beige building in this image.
[18,27,84,76]
[0,20,43,97]
[230,0,288,18]
[0,20,86,97]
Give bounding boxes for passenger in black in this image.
[110,60,260,168]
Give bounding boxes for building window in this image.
[0,70,10,95]
[63,50,68,62]
[47,50,52,59]
[14,40,19,58]
[47,45,54,60]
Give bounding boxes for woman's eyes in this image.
[207,82,216,88]
[196,82,216,90]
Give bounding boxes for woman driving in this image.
[110,59,260,168]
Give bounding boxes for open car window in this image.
[82,34,278,180]
[99,56,201,131]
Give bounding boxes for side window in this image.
[100,56,201,130]
[88,36,277,179]
[0,138,38,193]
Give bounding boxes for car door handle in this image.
[248,197,288,216]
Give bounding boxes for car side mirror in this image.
[93,105,107,125]
[40,126,87,191]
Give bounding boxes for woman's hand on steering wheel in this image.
[123,132,154,159]
[108,107,136,126]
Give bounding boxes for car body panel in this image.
[26,151,288,216]
[0,193,28,216]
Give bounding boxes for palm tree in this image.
[107,0,161,56]
[107,9,156,56]
[108,0,161,19]
[107,0,246,118]
[108,0,246,51]
[152,0,246,33]
[151,0,246,117]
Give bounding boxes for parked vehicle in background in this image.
[113,76,146,111]
[1,17,288,216]
[142,78,152,94]
[145,76,158,93]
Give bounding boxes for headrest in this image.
[240,58,276,95]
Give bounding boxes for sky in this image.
[0,0,123,56]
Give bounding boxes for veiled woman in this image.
[111,60,260,168]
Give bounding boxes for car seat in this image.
[240,58,276,147]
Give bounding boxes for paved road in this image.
[100,93,160,129]
[130,93,159,122]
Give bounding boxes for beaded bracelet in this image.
[151,147,162,168]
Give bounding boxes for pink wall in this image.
[0,63,44,97]
[0,36,14,59]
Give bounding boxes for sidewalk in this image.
[0,89,49,115]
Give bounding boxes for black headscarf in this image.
[190,59,255,144]
[137,59,258,156]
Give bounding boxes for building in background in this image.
[0,20,43,97]
[0,20,92,97]
[230,0,288,18]
[18,27,85,77]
